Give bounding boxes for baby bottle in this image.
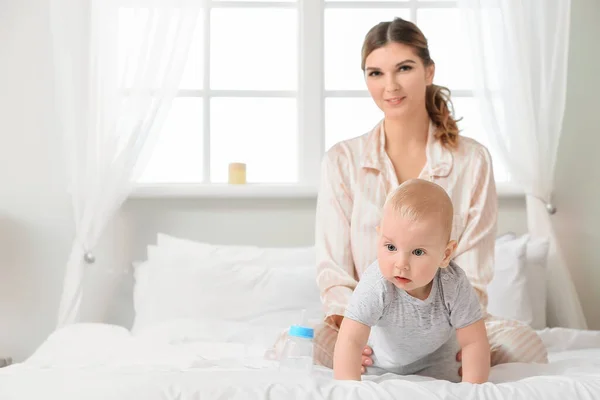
[279,310,314,374]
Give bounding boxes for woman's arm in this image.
[333,318,371,380]
[456,320,490,383]
[452,147,498,313]
[315,150,357,327]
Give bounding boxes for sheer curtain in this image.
[50,0,202,327]
[459,0,587,328]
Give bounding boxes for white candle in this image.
[228,162,247,184]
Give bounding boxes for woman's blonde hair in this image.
[361,17,460,148]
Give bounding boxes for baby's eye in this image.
[412,249,425,256]
[386,244,397,252]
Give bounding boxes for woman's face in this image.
[364,42,434,120]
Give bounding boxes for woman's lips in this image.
[385,96,405,105]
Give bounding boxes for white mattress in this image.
[0,325,599,400]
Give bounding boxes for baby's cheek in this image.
[417,267,438,283]
[377,257,393,276]
[376,248,387,265]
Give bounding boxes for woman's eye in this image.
[399,65,413,72]
[412,249,425,256]
[368,71,382,76]
[386,244,397,252]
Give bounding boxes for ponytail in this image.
[425,84,460,148]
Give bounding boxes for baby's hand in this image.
[334,316,373,374]
[456,320,490,384]
[333,319,371,380]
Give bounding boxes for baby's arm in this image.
[333,318,371,380]
[456,320,490,384]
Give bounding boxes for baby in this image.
[333,179,490,384]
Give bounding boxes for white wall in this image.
[123,197,527,261]
[0,0,73,361]
[553,0,600,329]
[0,0,596,361]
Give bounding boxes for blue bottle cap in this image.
[289,325,314,339]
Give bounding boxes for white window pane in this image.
[180,21,204,90]
[325,97,383,150]
[138,98,204,183]
[118,9,203,90]
[416,9,474,91]
[452,97,510,182]
[118,8,150,88]
[210,98,297,183]
[326,0,407,2]
[217,0,295,2]
[210,9,297,90]
[325,10,410,91]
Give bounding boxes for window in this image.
[135,0,510,186]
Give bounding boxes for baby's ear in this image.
[440,240,457,267]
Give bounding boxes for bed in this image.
[0,232,599,399]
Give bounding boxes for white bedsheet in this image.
[1,324,599,400]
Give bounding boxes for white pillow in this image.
[488,234,533,325]
[155,233,316,269]
[132,240,322,334]
[488,233,549,329]
[524,236,549,329]
[496,231,517,244]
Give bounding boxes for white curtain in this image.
[50,0,202,327]
[459,0,587,328]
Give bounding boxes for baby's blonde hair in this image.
[383,179,454,240]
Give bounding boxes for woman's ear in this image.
[426,63,435,86]
[440,240,457,267]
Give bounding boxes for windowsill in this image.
[129,182,524,199]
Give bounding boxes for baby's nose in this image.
[393,256,409,271]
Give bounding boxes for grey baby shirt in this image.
[344,260,483,380]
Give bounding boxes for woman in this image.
[314,17,548,374]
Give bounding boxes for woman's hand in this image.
[333,315,374,374]
[361,345,373,373]
[457,348,496,378]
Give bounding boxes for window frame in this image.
[132,0,521,198]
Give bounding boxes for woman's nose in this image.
[385,76,401,93]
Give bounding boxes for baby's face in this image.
[377,208,454,299]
